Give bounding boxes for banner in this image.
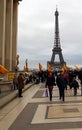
[0,65,9,74]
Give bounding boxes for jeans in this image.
[48,88,53,101]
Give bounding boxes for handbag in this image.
[45,88,48,97]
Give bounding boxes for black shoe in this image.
[19,96,23,98]
[50,97,52,101]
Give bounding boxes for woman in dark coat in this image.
[46,72,55,101]
[17,73,25,97]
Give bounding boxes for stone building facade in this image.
[0,0,22,71]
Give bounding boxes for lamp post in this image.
[14,55,19,89]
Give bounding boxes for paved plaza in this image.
[0,83,82,130]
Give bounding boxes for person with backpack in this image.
[72,76,79,96]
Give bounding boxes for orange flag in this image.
[24,59,28,71]
[39,63,42,72]
[74,65,81,71]
[26,59,28,71]
[0,65,9,74]
[62,64,69,72]
[47,64,52,72]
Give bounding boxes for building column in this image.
[12,1,18,71]
[5,0,13,71]
[0,0,6,66]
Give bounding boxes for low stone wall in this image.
[0,81,13,93]
[0,83,34,108]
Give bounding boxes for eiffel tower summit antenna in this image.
[56,5,58,10]
[47,8,66,70]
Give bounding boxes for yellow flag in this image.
[62,67,64,73]
[26,62,28,71]
[74,65,81,71]
[0,65,9,74]
[24,59,29,71]
[47,64,52,72]
[24,66,28,71]
[62,64,70,72]
[39,63,42,72]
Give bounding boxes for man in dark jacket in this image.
[56,72,66,102]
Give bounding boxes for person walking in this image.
[13,75,18,90]
[17,73,25,97]
[45,72,55,101]
[72,76,79,96]
[78,69,82,95]
[56,71,66,102]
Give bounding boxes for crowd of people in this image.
[12,68,82,99]
[45,69,82,102]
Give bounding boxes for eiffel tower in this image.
[48,8,66,70]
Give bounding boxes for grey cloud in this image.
[18,0,82,69]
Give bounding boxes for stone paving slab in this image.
[8,103,82,130]
[8,84,82,130]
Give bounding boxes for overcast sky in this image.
[17,0,82,69]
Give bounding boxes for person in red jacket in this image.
[46,72,55,101]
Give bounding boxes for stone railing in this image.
[0,81,13,93]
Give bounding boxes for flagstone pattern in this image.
[0,83,82,130]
